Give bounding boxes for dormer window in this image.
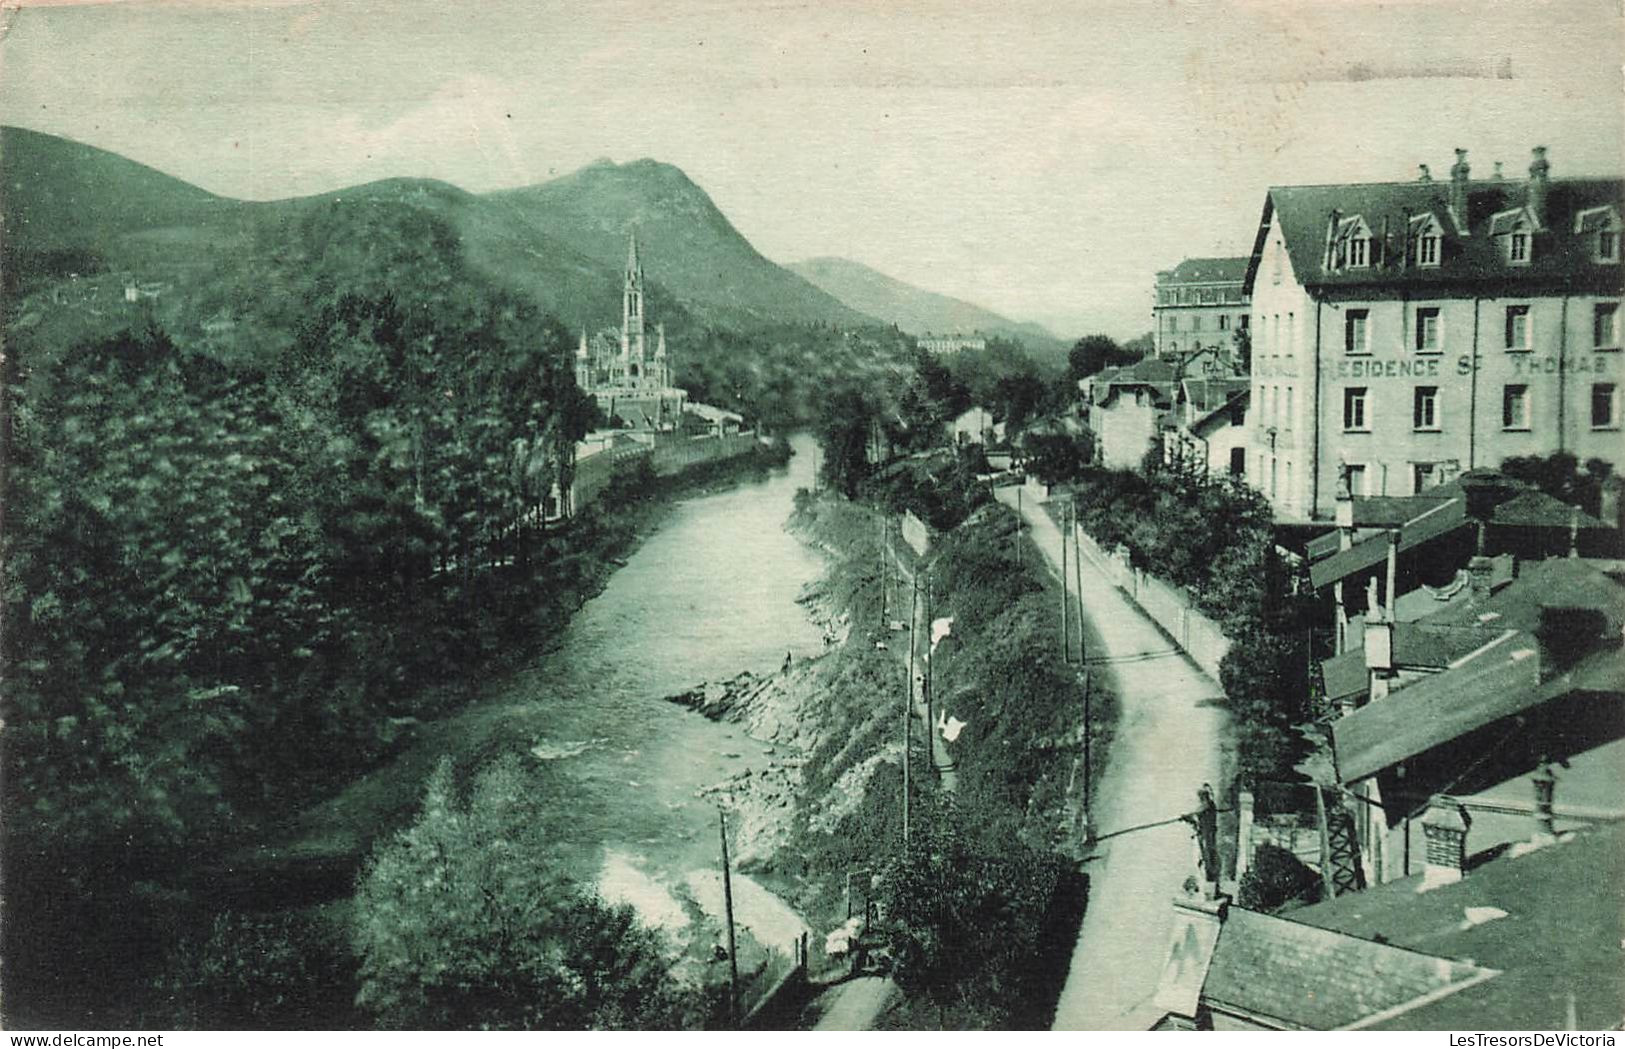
[1575,205,1621,263]
[1349,235,1369,268]
[1491,208,1536,266]
[1418,231,1440,266]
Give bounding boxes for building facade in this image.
[916,332,988,355]
[575,233,687,428]
[1153,257,1251,360]
[1244,148,1623,521]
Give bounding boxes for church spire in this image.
[621,230,645,362]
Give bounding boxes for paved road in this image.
[997,483,1229,1031]
[811,976,897,1030]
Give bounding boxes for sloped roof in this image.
[1320,622,1510,704]
[1201,907,1491,1030]
[1310,499,1470,589]
[1181,377,1251,414]
[1333,633,1625,785]
[1162,256,1251,286]
[1289,825,1625,1030]
[1422,557,1625,635]
[1245,176,1624,296]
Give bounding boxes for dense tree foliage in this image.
[353,757,690,1030]
[1066,333,1141,384]
[880,818,1071,1028]
[1236,843,1324,913]
[1499,451,1617,522]
[1,275,602,1022]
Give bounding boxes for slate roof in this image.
[1288,825,1625,1030]
[1310,499,1470,590]
[1162,256,1251,286]
[1200,907,1492,1030]
[1244,175,1623,296]
[1320,622,1510,704]
[1181,377,1251,415]
[1091,357,1179,408]
[1422,557,1625,635]
[1333,635,1625,785]
[1306,476,1610,589]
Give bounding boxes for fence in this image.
[1071,525,1232,681]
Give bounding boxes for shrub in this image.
[1237,843,1324,913]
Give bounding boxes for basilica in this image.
[575,234,688,430]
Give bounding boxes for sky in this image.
[2,0,1622,338]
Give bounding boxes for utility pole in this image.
[1081,666,1093,843]
[906,572,918,847]
[1060,500,1071,664]
[1015,487,1023,569]
[925,570,935,775]
[879,513,889,625]
[719,810,740,1027]
[1071,498,1085,665]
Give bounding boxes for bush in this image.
[352,756,693,1030]
[1237,843,1324,913]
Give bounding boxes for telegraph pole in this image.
[925,570,935,774]
[1060,500,1071,664]
[906,573,918,847]
[719,810,740,1027]
[1071,498,1085,665]
[1016,487,1023,569]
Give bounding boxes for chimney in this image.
[1467,554,1495,604]
[1492,161,1505,181]
[1528,146,1551,228]
[1531,762,1557,845]
[1335,465,1355,536]
[1418,164,1433,183]
[1152,890,1228,1030]
[1449,149,1471,228]
[1420,800,1471,889]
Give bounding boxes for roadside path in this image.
[811,976,896,1030]
[996,483,1229,1031]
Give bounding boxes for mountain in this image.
[787,256,1064,351]
[1,127,912,421]
[1,127,877,334]
[485,160,876,329]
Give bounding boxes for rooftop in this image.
[1160,256,1252,286]
[1245,172,1624,295]
[1289,824,1625,1030]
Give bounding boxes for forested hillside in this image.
[0,126,917,1026]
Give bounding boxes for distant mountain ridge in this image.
[788,255,1063,350]
[0,126,880,336]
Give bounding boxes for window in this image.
[1346,464,1368,496]
[1595,303,1619,349]
[1229,447,1246,477]
[1600,230,1620,263]
[1413,463,1437,493]
[1418,232,1440,266]
[1349,236,1369,268]
[1239,314,1249,330]
[1192,315,1202,332]
[1505,305,1531,350]
[1345,309,1370,354]
[1508,232,1530,264]
[1503,385,1530,430]
[1343,387,1369,431]
[1413,386,1440,430]
[1592,383,1618,429]
[1415,307,1441,352]
[1219,314,1229,331]
[1284,387,1294,431]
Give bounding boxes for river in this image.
[286,433,828,958]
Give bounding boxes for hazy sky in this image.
[3,0,1622,337]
